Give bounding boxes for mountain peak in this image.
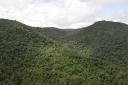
[94,20,127,26]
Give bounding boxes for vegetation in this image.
[0,19,128,85]
[36,27,67,41]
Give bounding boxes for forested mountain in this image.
[36,27,67,41]
[65,21,128,65]
[0,19,128,85]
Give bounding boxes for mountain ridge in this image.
[0,19,128,85]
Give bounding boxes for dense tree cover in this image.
[0,19,128,85]
[65,21,128,64]
[36,27,67,42]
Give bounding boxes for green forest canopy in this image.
[0,19,128,85]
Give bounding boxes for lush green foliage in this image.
[0,19,128,85]
[36,27,67,42]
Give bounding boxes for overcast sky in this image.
[0,0,128,28]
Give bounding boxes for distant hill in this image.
[0,19,128,85]
[36,27,68,41]
[63,29,76,33]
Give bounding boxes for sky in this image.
[0,0,128,28]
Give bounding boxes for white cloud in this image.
[0,0,128,28]
[107,10,128,24]
[0,0,101,28]
[93,0,128,4]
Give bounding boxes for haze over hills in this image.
[0,19,128,85]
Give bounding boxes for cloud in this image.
[0,0,101,28]
[0,0,128,28]
[93,0,128,4]
[107,10,128,24]
[46,0,101,27]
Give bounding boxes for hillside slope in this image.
[65,21,128,66]
[0,19,76,84]
[0,19,128,85]
[36,27,68,41]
